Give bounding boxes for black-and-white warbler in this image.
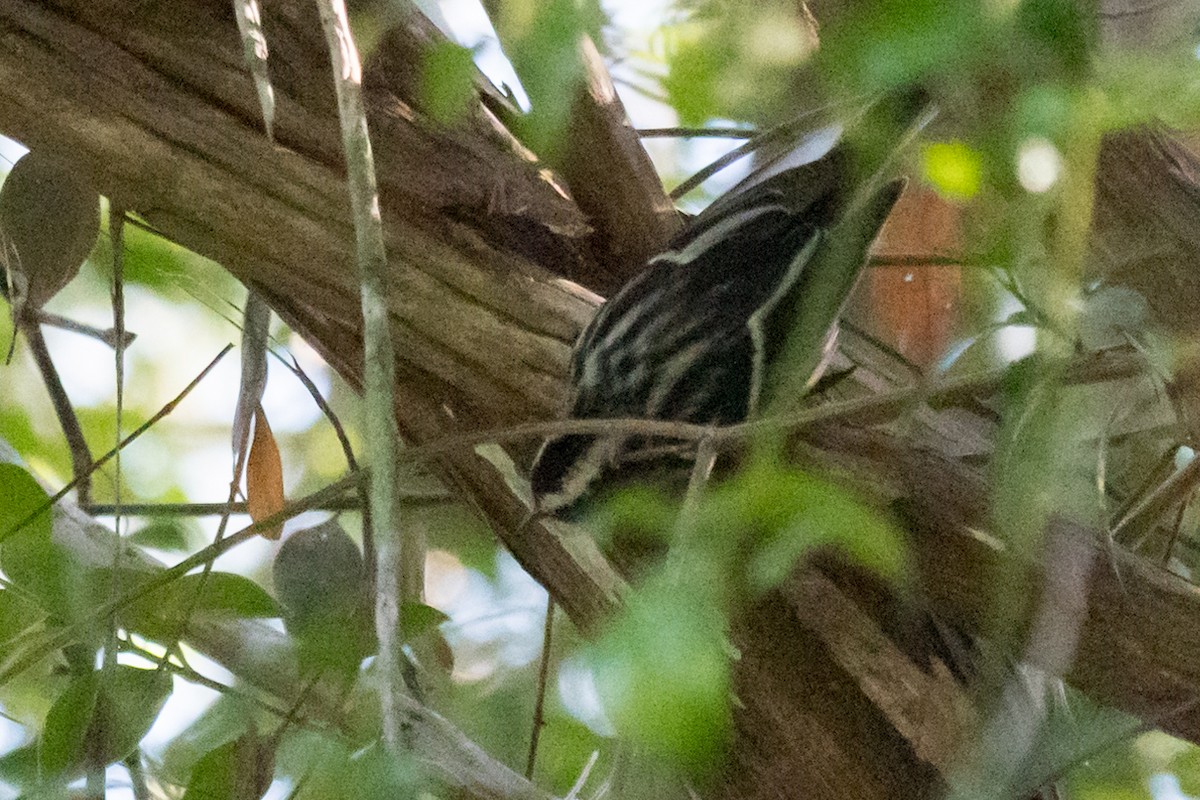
[530,134,905,517]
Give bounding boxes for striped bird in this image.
[531,137,905,517]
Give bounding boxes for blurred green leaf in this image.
[136,572,281,621]
[93,665,172,765]
[493,0,604,159]
[39,667,171,778]
[342,741,421,800]
[822,0,991,93]
[743,471,906,592]
[0,463,51,544]
[923,141,983,200]
[127,520,191,552]
[0,743,40,789]
[422,41,477,125]
[183,731,274,800]
[0,588,44,644]
[399,602,449,639]
[590,570,730,772]
[38,671,98,778]
[161,694,255,787]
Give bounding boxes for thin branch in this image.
[22,321,93,503]
[29,309,134,349]
[525,595,555,779]
[81,494,449,517]
[99,205,127,800]
[637,127,758,139]
[393,350,1147,464]
[314,0,410,753]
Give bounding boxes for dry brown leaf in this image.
[246,404,284,539]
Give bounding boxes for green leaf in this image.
[746,470,907,592]
[127,521,191,552]
[0,588,45,644]
[0,744,42,791]
[590,573,730,773]
[161,695,255,787]
[342,741,421,800]
[399,602,449,640]
[39,665,172,779]
[494,0,603,159]
[182,732,274,800]
[38,671,99,778]
[0,463,52,545]
[821,0,991,93]
[134,572,280,623]
[422,41,477,125]
[0,468,92,621]
[922,141,983,200]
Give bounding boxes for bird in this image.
[529,127,908,519]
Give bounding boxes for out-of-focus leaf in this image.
[136,572,280,621]
[273,519,372,676]
[0,463,51,544]
[1078,285,1149,352]
[1061,735,1147,800]
[663,4,819,126]
[0,151,99,311]
[41,667,171,778]
[821,0,990,93]
[422,40,477,125]
[92,665,173,766]
[246,405,284,540]
[161,695,255,787]
[399,602,449,640]
[38,671,99,778]
[741,469,906,592]
[1014,688,1140,798]
[126,520,191,552]
[493,0,603,158]
[589,571,730,773]
[0,589,44,645]
[0,466,92,621]
[342,741,421,800]
[182,730,274,800]
[922,141,983,200]
[1015,0,1093,81]
[0,743,39,789]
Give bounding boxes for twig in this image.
[867,254,967,268]
[81,493,449,517]
[121,636,310,724]
[2,344,234,540]
[122,750,150,800]
[22,321,94,504]
[637,127,757,139]
[29,309,134,349]
[526,595,555,779]
[100,205,127,798]
[315,0,409,753]
[668,107,842,200]
[392,350,1147,464]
